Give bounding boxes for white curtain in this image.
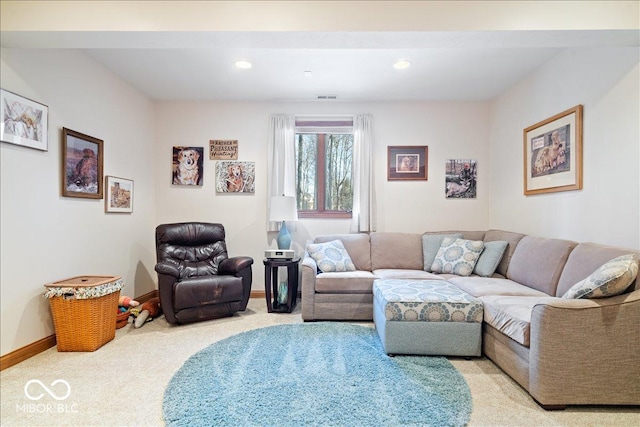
[350,114,376,233]
[267,114,296,231]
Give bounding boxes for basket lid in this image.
[44,275,121,288]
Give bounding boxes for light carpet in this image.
[163,323,472,427]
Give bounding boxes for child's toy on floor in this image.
[131,297,162,328]
[116,295,140,329]
[119,295,140,308]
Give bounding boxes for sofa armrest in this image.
[528,290,640,406]
[301,255,318,320]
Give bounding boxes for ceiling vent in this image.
[317,95,337,100]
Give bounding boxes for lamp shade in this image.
[269,196,298,222]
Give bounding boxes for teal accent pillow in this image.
[431,238,485,276]
[562,254,638,299]
[306,240,356,273]
[422,233,463,272]
[473,241,508,277]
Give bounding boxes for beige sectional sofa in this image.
[301,230,640,409]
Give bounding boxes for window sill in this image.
[298,212,352,219]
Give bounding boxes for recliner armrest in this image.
[155,259,181,278]
[219,256,254,275]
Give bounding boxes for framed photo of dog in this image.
[387,146,428,181]
[216,161,255,193]
[172,146,204,186]
[105,176,133,213]
[1,88,49,151]
[524,105,583,195]
[62,128,103,199]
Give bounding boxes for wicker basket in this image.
[44,276,122,352]
[116,308,131,329]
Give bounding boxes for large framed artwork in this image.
[1,89,49,151]
[523,105,583,195]
[105,176,134,213]
[387,146,428,181]
[62,128,103,199]
[215,161,255,193]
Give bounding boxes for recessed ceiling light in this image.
[394,60,411,70]
[235,60,252,69]
[304,70,313,78]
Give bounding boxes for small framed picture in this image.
[62,128,103,199]
[1,89,49,151]
[524,105,583,195]
[105,176,134,213]
[387,146,428,180]
[446,159,477,198]
[172,146,204,186]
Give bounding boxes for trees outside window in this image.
[295,132,353,218]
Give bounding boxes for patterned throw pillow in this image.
[562,254,638,299]
[430,238,485,276]
[422,233,463,272]
[306,240,356,273]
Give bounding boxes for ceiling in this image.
[1,0,638,103]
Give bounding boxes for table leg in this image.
[264,265,273,313]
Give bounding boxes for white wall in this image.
[489,47,640,249]
[0,49,157,356]
[154,100,491,288]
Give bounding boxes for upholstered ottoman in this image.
[373,279,483,356]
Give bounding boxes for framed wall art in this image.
[62,128,103,199]
[209,139,238,160]
[215,161,255,193]
[105,176,134,213]
[445,159,477,198]
[1,89,49,151]
[387,146,428,181]
[524,105,583,195]
[172,146,204,186]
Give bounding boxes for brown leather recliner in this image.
[154,222,253,325]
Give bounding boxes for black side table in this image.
[263,258,300,313]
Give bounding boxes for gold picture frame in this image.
[62,128,104,199]
[523,105,583,195]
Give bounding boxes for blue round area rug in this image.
[163,323,472,427]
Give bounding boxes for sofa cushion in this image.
[315,271,377,294]
[556,243,640,296]
[314,234,371,271]
[562,254,639,299]
[474,241,508,277]
[479,295,557,346]
[448,276,550,298]
[483,230,526,277]
[431,238,484,276]
[506,235,577,296]
[421,233,463,272]
[373,269,445,281]
[306,240,356,273]
[371,232,423,270]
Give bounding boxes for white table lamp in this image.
[269,196,298,250]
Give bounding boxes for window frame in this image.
[295,119,354,219]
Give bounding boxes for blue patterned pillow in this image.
[430,238,485,276]
[306,240,356,273]
[562,254,638,299]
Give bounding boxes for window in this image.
[295,120,353,218]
